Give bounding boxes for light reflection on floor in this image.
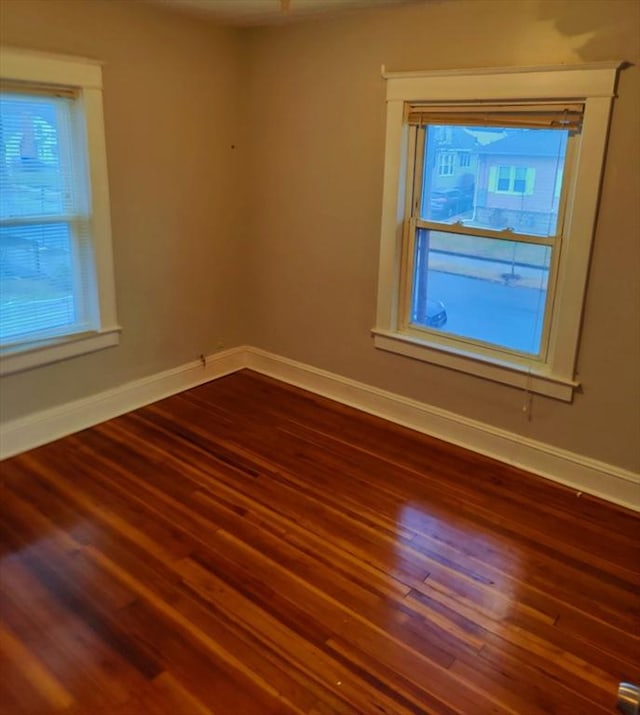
[396,501,524,624]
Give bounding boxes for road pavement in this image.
[421,268,547,355]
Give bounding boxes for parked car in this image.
[412,298,447,328]
[425,300,447,328]
[430,188,474,219]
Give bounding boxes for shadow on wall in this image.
[536,0,640,61]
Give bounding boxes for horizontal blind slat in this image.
[0,214,86,226]
[0,81,78,99]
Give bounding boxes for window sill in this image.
[372,328,578,402]
[0,327,121,376]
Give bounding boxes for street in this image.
[424,269,548,355]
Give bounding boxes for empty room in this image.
[0,0,639,713]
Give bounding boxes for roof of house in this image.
[433,126,479,151]
[450,127,478,151]
[479,129,567,157]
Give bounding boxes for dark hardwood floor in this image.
[0,369,638,714]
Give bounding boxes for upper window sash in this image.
[408,114,576,241]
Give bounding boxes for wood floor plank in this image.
[0,555,147,712]
[1,369,638,714]
[0,622,74,712]
[213,371,640,543]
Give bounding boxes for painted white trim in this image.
[372,330,576,402]
[0,327,121,376]
[0,346,246,459]
[376,99,407,331]
[0,46,103,88]
[244,348,640,512]
[383,62,622,102]
[83,86,118,329]
[381,61,624,80]
[2,345,637,511]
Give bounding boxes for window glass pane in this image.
[420,125,569,237]
[411,229,551,356]
[0,94,74,218]
[513,167,527,193]
[497,167,511,192]
[0,223,76,343]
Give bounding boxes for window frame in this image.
[0,46,119,376]
[402,117,567,367]
[373,63,622,402]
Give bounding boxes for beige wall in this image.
[0,0,247,420]
[243,0,640,472]
[1,0,638,474]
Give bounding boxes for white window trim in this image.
[373,62,623,402]
[0,46,120,376]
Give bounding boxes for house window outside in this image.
[438,153,454,176]
[459,153,471,168]
[497,166,511,191]
[374,64,621,401]
[513,167,527,193]
[492,165,535,194]
[0,48,119,375]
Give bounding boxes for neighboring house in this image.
[474,129,566,235]
[429,125,478,193]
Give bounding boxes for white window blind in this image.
[0,87,96,347]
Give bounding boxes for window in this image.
[491,165,535,194]
[437,153,454,176]
[459,153,471,168]
[411,121,567,358]
[374,63,621,401]
[0,47,119,375]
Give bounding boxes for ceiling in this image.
[148,0,424,27]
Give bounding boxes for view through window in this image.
[409,124,568,358]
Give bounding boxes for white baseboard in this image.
[2,344,638,511]
[0,346,246,460]
[245,347,640,512]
